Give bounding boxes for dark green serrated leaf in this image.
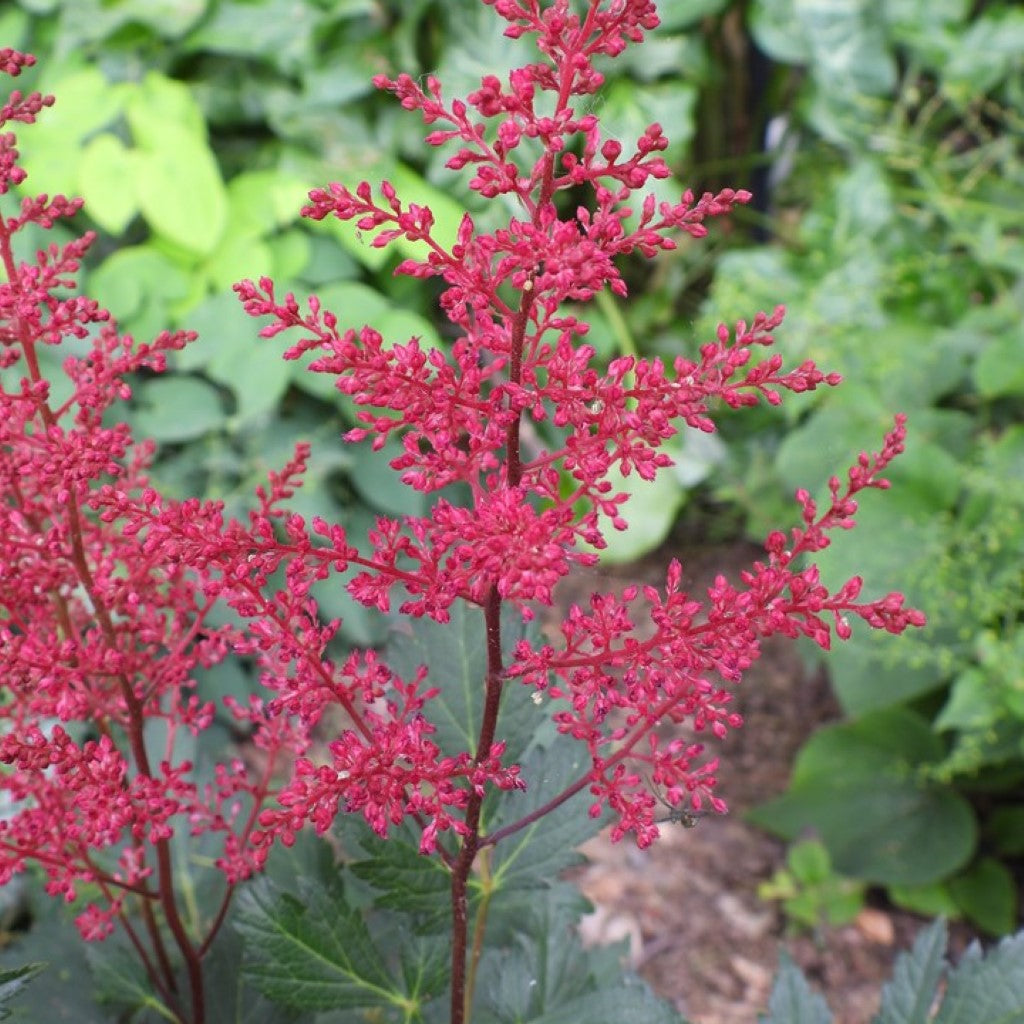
[760,951,832,1024]
[487,744,607,895]
[385,601,540,764]
[87,942,174,1020]
[236,875,398,1013]
[475,893,683,1024]
[201,914,301,1024]
[527,982,686,1024]
[349,834,451,920]
[0,964,44,1021]
[875,918,948,1024]
[933,930,1024,1023]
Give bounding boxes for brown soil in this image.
[553,539,965,1024]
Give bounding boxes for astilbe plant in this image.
[0,4,925,1023]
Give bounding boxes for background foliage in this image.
[1,0,1021,999]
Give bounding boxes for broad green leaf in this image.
[874,919,948,1024]
[125,71,207,150]
[385,600,538,763]
[78,134,139,235]
[947,858,1018,936]
[133,125,228,255]
[0,963,44,1021]
[973,331,1024,399]
[131,375,228,443]
[888,883,961,920]
[760,952,832,1024]
[749,709,977,886]
[225,171,310,239]
[236,876,401,1013]
[18,66,125,196]
[934,930,1024,1023]
[204,231,274,292]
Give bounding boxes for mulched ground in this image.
[553,538,975,1024]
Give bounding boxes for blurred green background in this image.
[3,0,1022,934]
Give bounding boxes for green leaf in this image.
[87,942,175,1020]
[130,375,228,443]
[749,709,977,886]
[973,330,1024,399]
[889,882,961,920]
[0,964,45,1021]
[18,66,126,196]
[78,134,139,235]
[200,912,302,1024]
[182,0,323,73]
[586,447,688,565]
[760,951,832,1024]
[933,930,1024,1023]
[488,745,606,893]
[874,918,948,1024]
[349,833,451,920]
[86,244,191,339]
[124,71,208,150]
[476,896,684,1024]
[0,908,107,1023]
[947,858,1018,936]
[236,876,403,1014]
[385,600,539,764]
[133,125,228,255]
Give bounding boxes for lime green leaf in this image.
[78,134,139,235]
[87,244,191,325]
[124,71,206,150]
[133,125,227,255]
[18,67,125,196]
[204,232,274,292]
[225,170,310,239]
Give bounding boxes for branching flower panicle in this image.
[0,6,925,1024]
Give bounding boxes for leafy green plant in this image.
[699,0,1024,928]
[757,839,866,933]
